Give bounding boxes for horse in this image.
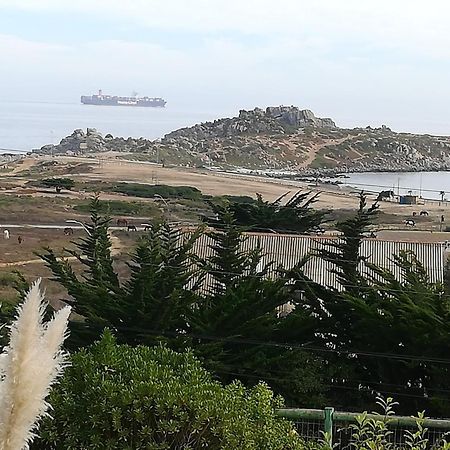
[117,218,128,227]
[17,236,23,244]
[420,210,429,216]
[404,219,415,227]
[377,190,395,201]
[127,225,137,232]
[64,227,74,236]
[3,229,9,240]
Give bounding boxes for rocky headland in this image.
[33,106,450,175]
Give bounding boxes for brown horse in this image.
[117,218,128,227]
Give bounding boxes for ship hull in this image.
[81,95,166,107]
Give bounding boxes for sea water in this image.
[335,171,450,200]
[0,100,232,153]
[2,101,450,199]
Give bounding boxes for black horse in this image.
[377,190,394,201]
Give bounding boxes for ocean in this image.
[0,101,232,153]
[335,171,450,201]
[2,101,450,199]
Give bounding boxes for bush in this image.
[112,183,202,200]
[73,199,160,217]
[41,177,75,193]
[33,331,302,450]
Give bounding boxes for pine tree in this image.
[208,191,327,234]
[39,198,201,348]
[315,192,378,292]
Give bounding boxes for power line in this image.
[213,369,448,402]
[98,325,450,366]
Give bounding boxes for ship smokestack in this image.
[98,89,103,96]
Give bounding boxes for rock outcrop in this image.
[265,106,335,128]
[32,106,450,174]
[163,106,335,142]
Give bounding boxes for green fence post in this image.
[324,407,334,446]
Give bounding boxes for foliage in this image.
[314,192,378,291]
[111,182,202,200]
[207,191,327,233]
[281,194,450,414]
[73,199,161,217]
[38,197,202,348]
[191,210,326,405]
[32,331,303,450]
[347,396,450,450]
[41,177,75,193]
[38,194,450,415]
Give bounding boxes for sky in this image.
[1,0,450,134]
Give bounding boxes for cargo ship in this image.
[81,90,166,107]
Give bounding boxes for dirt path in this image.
[6,157,35,175]
[0,229,124,268]
[297,135,352,168]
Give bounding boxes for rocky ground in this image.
[32,106,450,174]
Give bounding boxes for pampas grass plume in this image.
[0,279,71,450]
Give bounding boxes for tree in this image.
[191,210,326,406]
[41,177,75,193]
[208,191,327,234]
[38,197,202,348]
[32,331,303,450]
[315,192,378,292]
[37,195,450,415]
[279,194,450,414]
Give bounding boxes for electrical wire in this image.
[96,325,450,366]
[213,369,446,402]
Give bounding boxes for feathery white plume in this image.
[0,279,71,450]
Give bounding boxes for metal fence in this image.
[277,408,450,449]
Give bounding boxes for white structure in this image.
[191,232,445,289]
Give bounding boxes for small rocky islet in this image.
[34,106,450,175]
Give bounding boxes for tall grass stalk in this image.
[0,279,70,450]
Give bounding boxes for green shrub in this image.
[33,331,302,450]
[112,183,203,200]
[348,397,450,450]
[73,199,159,217]
[0,272,17,287]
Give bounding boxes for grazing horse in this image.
[3,229,9,240]
[127,225,137,232]
[117,218,128,227]
[64,227,74,236]
[404,219,415,227]
[420,210,429,216]
[18,236,23,244]
[377,190,395,201]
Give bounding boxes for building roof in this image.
[192,233,445,289]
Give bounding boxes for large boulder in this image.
[265,106,336,128]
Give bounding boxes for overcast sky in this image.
[1,0,450,134]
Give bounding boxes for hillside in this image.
[35,106,450,174]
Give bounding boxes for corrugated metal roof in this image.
[191,233,445,289]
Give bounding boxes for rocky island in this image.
[34,106,450,174]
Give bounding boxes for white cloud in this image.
[2,0,450,56]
